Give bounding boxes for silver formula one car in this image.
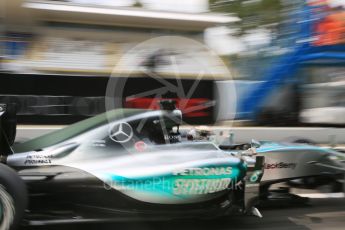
[0,102,264,230]
[1,101,344,230]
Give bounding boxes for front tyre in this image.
[0,164,27,230]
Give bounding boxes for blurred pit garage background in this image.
[0,0,344,143]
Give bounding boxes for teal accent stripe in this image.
[98,164,246,199]
[257,145,334,153]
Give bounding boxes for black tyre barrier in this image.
[0,73,215,124]
[0,95,106,124]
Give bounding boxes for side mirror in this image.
[251,139,261,149]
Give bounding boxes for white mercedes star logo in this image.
[109,122,133,143]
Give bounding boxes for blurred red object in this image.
[125,97,210,117]
[314,11,345,46]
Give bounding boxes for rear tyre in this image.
[0,164,27,230]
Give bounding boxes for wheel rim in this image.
[0,185,15,230]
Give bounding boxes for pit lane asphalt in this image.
[23,197,345,230]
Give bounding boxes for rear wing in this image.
[0,104,17,155]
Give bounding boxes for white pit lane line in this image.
[296,193,345,199]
